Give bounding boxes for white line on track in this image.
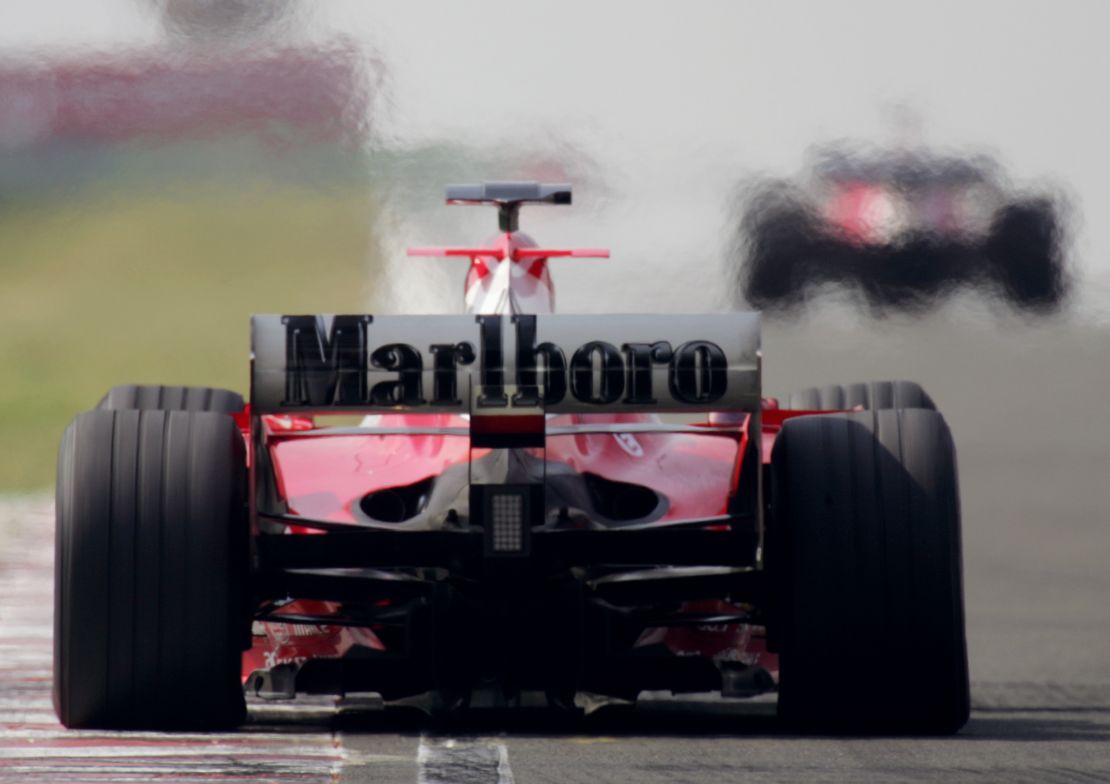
[417,736,515,784]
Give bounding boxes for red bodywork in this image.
[241,404,817,688]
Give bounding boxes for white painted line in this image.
[417,736,514,784]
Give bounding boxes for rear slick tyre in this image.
[769,408,969,734]
[54,409,248,729]
[786,380,936,411]
[97,384,244,413]
[985,200,1066,311]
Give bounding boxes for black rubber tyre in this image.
[97,385,244,413]
[54,409,248,729]
[984,199,1066,311]
[739,191,821,309]
[769,409,969,734]
[786,380,936,411]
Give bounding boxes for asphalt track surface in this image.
[2,306,1109,782]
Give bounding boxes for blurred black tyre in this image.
[985,199,1066,310]
[740,194,820,308]
[97,384,244,413]
[786,380,936,411]
[769,409,969,734]
[54,409,248,729]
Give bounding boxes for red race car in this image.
[54,183,969,733]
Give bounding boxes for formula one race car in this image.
[54,182,970,734]
[737,145,1068,311]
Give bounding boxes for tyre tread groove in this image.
[105,413,115,722]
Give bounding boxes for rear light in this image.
[490,494,524,552]
[480,486,532,557]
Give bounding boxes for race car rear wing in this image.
[409,182,609,258]
[446,181,570,232]
[445,181,571,205]
[251,313,761,416]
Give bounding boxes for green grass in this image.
[0,181,380,490]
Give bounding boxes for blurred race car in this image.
[54,182,969,734]
[738,145,1068,310]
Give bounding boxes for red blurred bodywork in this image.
[0,45,369,148]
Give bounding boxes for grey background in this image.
[5,1,1108,317]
